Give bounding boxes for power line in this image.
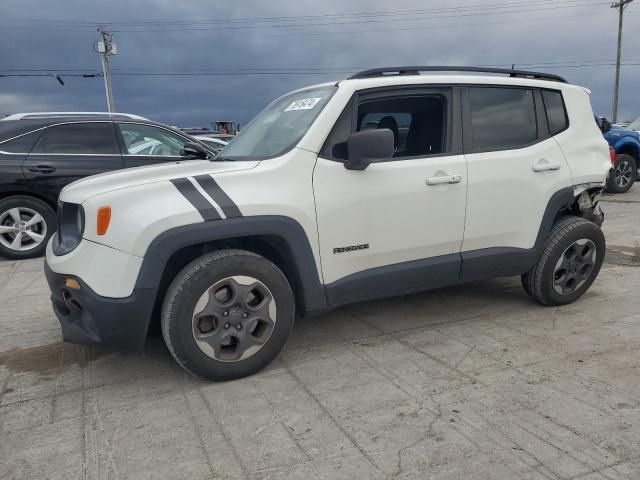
[0,73,100,77]
[3,62,640,80]
[0,0,607,28]
[0,8,607,40]
[5,59,640,74]
[0,0,608,33]
[111,3,610,32]
[247,10,605,39]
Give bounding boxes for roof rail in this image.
[348,66,567,83]
[1,112,150,121]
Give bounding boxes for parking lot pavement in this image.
[1,188,640,480]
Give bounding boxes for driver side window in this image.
[320,91,450,161]
[118,123,187,156]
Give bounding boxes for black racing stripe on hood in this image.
[170,178,221,221]
[193,174,242,218]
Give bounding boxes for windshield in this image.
[219,85,336,160]
[626,116,640,131]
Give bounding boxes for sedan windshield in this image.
[219,85,336,160]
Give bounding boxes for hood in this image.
[605,127,640,143]
[60,159,259,205]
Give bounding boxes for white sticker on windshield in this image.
[284,97,322,112]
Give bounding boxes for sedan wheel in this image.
[606,154,636,194]
[614,158,634,189]
[0,207,48,253]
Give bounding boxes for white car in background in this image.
[194,135,228,151]
[626,116,640,133]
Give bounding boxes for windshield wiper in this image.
[210,152,234,162]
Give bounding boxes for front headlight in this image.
[53,202,84,255]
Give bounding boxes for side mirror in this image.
[344,129,394,170]
[595,116,612,134]
[181,141,209,159]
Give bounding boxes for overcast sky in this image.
[1,0,639,127]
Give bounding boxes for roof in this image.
[1,112,148,121]
[336,73,582,95]
[296,67,577,100]
[348,66,567,83]
[0,115,185,143]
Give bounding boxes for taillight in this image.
[609,147,616,165]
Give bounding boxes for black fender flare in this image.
[134,215,327,313]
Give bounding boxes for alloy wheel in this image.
[191,275,277,362]
[615,159,634,188]
[0,207,47,252]
[552,238,597,295]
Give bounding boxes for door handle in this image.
[532,159,561,172]
[426,174,462,186]
[28,165,56,174]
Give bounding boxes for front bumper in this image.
[45,261,156,352]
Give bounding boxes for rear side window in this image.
[542,90,568,135]
[118,123,188,156]
[32,123,118,154]
[0,130,43,153]
[469,87,537,152]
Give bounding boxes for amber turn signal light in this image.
[64,278,81,290]
[97,206,111,235]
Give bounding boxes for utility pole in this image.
[611,0,634,123]
[96,26,117,112]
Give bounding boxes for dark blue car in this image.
[602,117,640,193]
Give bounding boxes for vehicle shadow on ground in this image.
[60,276,534,379]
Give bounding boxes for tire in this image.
[161,249,295,381]
[521,216,605,306]
[606,154,636,194]
[0,196,56,260]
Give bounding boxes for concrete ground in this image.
[1,187,640,480]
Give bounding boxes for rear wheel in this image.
[606,154,636,194]
[161,249,295,381]
[522,216,605,306]
[0,196,56,260]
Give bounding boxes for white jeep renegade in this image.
[45,67,611,380]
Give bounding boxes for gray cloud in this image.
[1,0,638,125]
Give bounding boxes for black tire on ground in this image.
[606,153,636,194]
[521,216,605,306]
[161,249,295,381]
[0,195,56,260]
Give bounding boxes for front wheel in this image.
[522,216,605,306]
[606,154,636,194]
[0,196,56,260]
[161,249,295,381]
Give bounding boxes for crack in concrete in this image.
[196,385,253,479]
[280,357,384,477]
[179,373,218,480]
[392,402,442,479]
